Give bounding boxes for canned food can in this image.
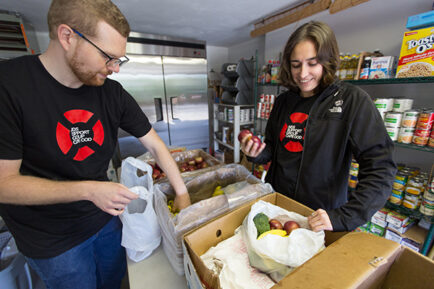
[412,135,429,146]
[405,177,423,195]
[270,94,275,104]
[386,126,399,141]
[260,94,265,103]
[393,173,408,190]
[393,98,413,112]
[227,108,234,121]
[416,110,434,130]
[375,98,393,112]
[402,197,419,210]
[414,128,431,137]
[429,137,434,148]
[348,179,358,189]
[397,127,414,144]
[384,112,402,128]
[388,195,402,205]
[419,198,434,216]
[401,110,419,128]
[423,189,434,202]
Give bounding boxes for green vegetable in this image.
[253,212,270,237]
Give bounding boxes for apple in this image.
[251,135,262,146]
[194,156,204,164]
[238,129,253,142]
[188,159,196,166]
[269,219,283,230]
[187,165,196,171]
[199,162,208,169]
[152,168,161,180]
[284,220,300,235]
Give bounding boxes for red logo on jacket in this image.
[56,109,104,161]
[279,112,308,152]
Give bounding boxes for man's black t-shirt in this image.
[272,93,318,196]
[0,55,152,258]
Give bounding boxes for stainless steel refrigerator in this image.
[109,33,209,158]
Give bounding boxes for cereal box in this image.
[396,26,434,78]
[369,56,395,79]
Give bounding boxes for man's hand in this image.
[87,182,138,216]
[173,191,191,212]
[308,209,333,232]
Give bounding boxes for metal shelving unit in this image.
[213,103,254,163]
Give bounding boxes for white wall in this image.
[227,0,431,65]
[265,0,431,62]
[35,31,50,52]
[206,45,228,73]
[228,35,265,65]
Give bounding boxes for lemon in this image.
[257,229,288,240]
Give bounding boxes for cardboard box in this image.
[154,164,273,275]
[184,193,434,288]
[369,56,395,79]
[396,26,434,78]
[385,225,427,253]
[183,193,346,289]
[372,207,391,222]
[387,218,415,234]
[370,223,386,237]
[406,11,434,30]
[386,211,409,228]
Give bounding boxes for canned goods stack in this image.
[388,165,430,214]
[412,109,434,147]
[375,97,413,142]
[419,177,434,217]
[348,159,359,189]
[256,94,275,120]
[239,108,253,123]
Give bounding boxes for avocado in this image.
[253,212,270,237]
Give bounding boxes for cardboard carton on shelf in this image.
[183,193,434,289]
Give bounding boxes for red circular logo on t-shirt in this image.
[279,112,308,152]
[56,109,104,161]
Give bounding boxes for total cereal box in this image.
[396,26,434,78]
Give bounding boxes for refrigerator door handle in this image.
[170,96,180,120]
[154,97,163,121]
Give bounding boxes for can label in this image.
[414,128,431,137]
[401,110,419,127]
[416,111,434,130]
[412,135,429,146]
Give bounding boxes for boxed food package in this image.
[396,26,434,78]
[369,56,395,79]
[154,164,274,275]
[137,149,223,182]
[406,10,434,30]
[184,195,434,289]
[384,225,427,253]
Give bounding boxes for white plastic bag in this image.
[120,157,153,191]
[201,228,275,289]
[241,201,325,282]
[119,157,161,262]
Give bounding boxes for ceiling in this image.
[1,0,301,46]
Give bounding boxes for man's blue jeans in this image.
[26,216,126,289]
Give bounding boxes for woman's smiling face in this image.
[290,40,324,98]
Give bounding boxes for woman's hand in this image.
[308,209,333,232]
[240,136,266,158]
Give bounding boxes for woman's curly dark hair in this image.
[279,21,340,93]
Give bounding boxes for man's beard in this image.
[69,52,111,86]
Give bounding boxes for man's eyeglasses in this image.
[72,28,129,68]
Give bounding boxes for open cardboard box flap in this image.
[184,193,434,289]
